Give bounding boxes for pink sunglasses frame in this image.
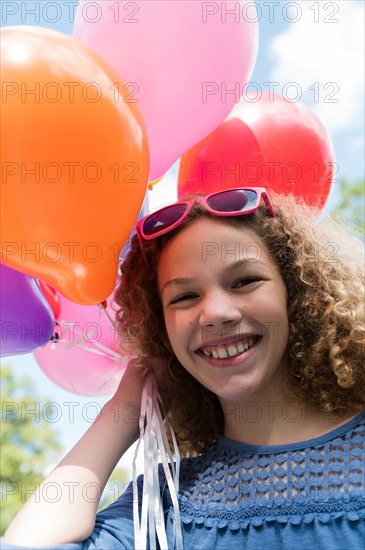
[136,187,276,244]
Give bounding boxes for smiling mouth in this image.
[197,335,261,359]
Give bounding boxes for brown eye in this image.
[234,278,261,288]
[169,293,198,305]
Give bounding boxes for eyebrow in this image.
[160,258,261,294]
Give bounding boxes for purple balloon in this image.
[0,264,55,357]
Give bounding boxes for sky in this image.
[1,0,364,480]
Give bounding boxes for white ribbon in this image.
[133,374,184,550]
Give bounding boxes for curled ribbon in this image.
[133,374,183,550]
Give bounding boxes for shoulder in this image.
[162,414,365,531]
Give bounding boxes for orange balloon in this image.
[0,26,149,305]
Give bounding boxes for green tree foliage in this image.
[0,364,129,534]
[0,365,62,535]
[331,178,365,235]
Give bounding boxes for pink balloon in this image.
[74,0,258,180]
[34,293,128,396]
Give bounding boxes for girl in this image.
[3,187,365,549]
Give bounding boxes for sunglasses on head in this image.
[136,187,276,244]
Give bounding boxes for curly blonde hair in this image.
[114,193,365,455]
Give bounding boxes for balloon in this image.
[74,0,259,180]
[178,118,266,196]
[0,26,149,305]
[178,93,335,209]
[0,264,55,357]
[34,291,127,396]
[39,281,61,319]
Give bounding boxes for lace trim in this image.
[168,498,365,530]
[162,416,365,531]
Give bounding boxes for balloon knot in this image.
[50,323,60,343]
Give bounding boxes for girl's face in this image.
[157,217,289,405]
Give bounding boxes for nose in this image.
[198,288,242,331]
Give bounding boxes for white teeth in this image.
[218,348,228,359]
[201,338,257,359]
[227,344,238,357]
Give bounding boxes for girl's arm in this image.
[3,361,145,548]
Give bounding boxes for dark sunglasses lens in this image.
[206,189,258,212]
[143,204,187,236]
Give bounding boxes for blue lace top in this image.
[2,411,365,549]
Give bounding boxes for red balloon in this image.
[178,93,335,210]
[39,281,61,320]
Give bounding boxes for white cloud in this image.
[269,1,364,135]
[348,134,365,152]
